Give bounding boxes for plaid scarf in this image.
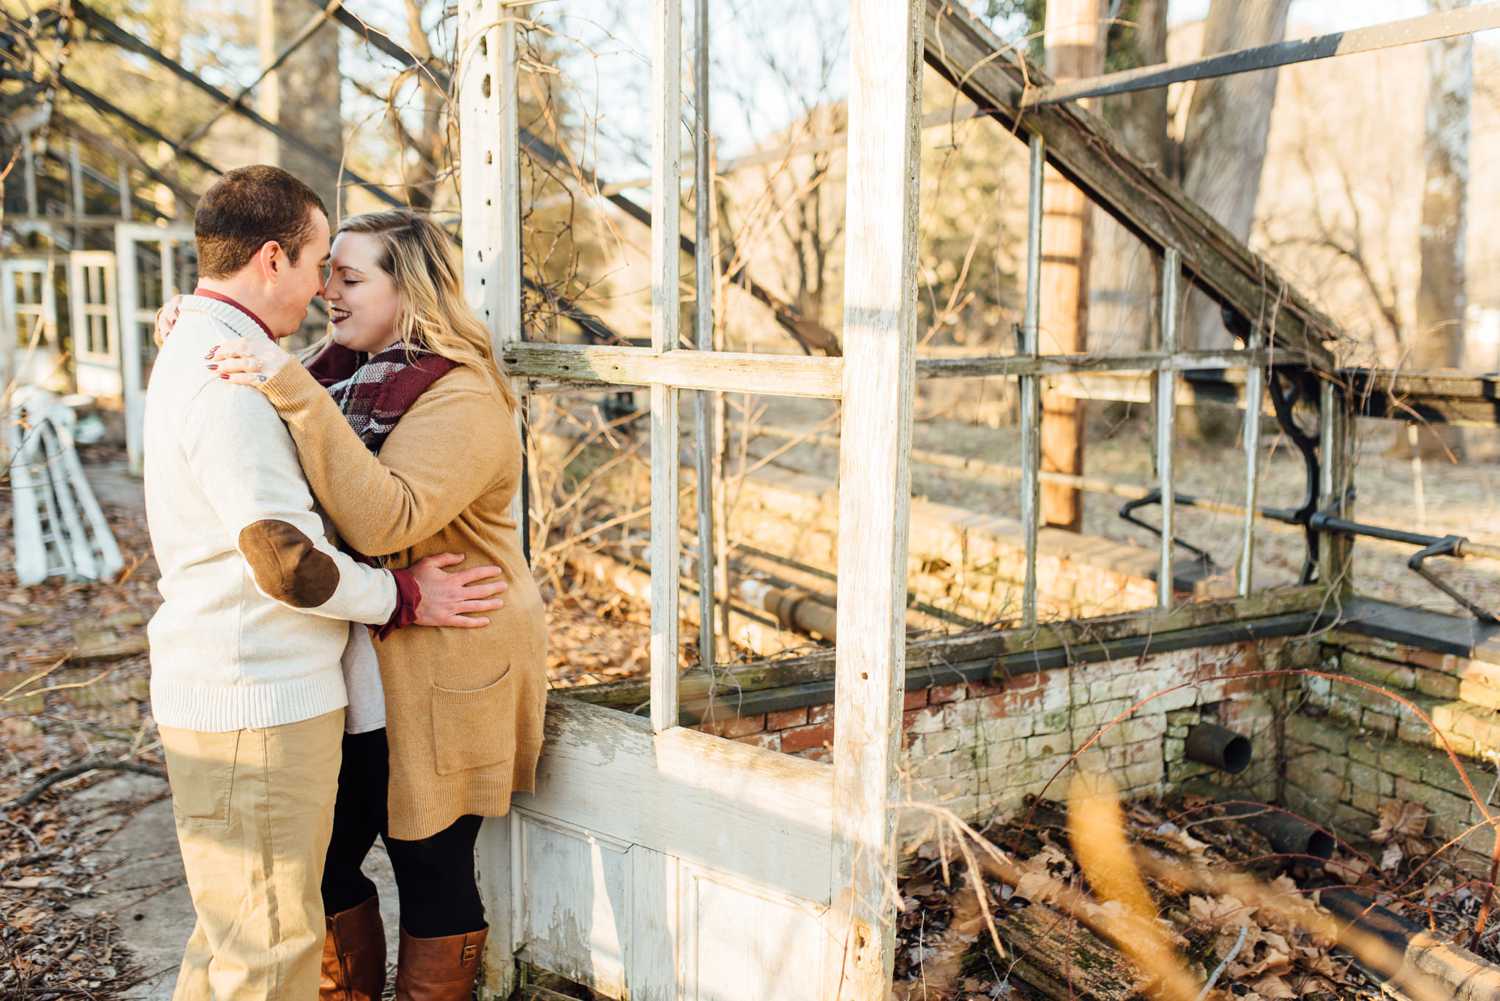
[325,344,459,453]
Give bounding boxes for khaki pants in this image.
[160,709,344,1001]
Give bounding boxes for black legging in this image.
[321,728,486,938]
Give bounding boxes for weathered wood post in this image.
[458,0,523,995]
[824,0,923,996]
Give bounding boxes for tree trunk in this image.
[258,0,344,218]
[1391,0,1471,460]
[1088,0,1169,357]
[1039,0,1105,532]
[402,0,443,210]
[1178,0,1290,442]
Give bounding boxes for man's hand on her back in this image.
[409,553,508,628]
[154,294,184,347]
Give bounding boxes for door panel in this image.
[503,698,832,999]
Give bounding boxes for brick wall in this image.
[733,466,1162,622]
[1285,630,1500,869]
[694,638,1295,842]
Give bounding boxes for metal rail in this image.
[1025,3,1500,107]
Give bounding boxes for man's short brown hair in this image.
[195,166,328,278]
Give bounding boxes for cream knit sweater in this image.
[143,296,397,732]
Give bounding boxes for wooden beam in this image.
[649,0,683,735]
[572,586,1327,718]
[824,0,923,996]
[458,2,519,995]
[1344,368,1500,427]
[916,348,1266,378]
[501,343,842,397]
[1037,0,1102,534]
[922,0,1336,368]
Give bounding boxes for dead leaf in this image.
[1324,855,1371,885]
[1251,973,1297,999]
[1372,800,1428,845]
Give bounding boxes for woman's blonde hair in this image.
[324,210,517,408]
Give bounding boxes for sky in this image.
[307,0,1493,182]
[535,0,1477,177]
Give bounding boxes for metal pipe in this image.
[1238,329,1264,596]
[1184,723,1252,774]
[1020,134,1044,628]
[1156,249,1180,609]
[1320,888,1500,998]
[1217,801,1336,860]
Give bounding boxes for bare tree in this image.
[1179,0,1290,439]
[1393,0,1472,460]
[1088,0,1168,356]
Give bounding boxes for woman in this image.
[194,211,547,1001]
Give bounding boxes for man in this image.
[143,165,505,1000]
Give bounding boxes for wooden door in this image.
[67,252,120,399]
[490,701,834,1001]
[115,224,195,474]
[1,257,58,392]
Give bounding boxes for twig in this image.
[6,758,166,809]
[1,814,44,852]
[1195,923,1247,1001]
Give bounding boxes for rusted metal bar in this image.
[1026,3,1500,107]
[1020,134,1044,628]
[1156,249,1180,610]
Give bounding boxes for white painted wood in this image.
[512,811,635,996]
[678,860,826,1001]
[824,0,924,997]
[1,258,57,396]
[518,699,833,900]
[458,2,521,994]
[115,224,194,476]
[45,405,124,579]
[38,420,96,578]
[118,164,132,221]
[692,0,718,671]
[627,842,679,1001]
[6,403,49,585]
[507,698,837,1000]
[67,251,121,399]
[650,0,683,734]
[503,343,842,397]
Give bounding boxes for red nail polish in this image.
[219,373,229,380]
[207,364,217,370]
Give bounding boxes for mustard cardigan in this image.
[261,359,547,841]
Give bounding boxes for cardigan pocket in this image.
[431,667,517,776]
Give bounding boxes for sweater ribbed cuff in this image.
[259,359,321,415]
[378,569,422,640]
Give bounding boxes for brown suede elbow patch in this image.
[238,520,340,608]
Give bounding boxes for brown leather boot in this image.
[320,895,387,1001]
[394,926,489,1001]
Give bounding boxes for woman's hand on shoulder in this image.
[206,336,294,387]
[153,295,184,347]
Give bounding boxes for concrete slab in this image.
[73,773,402,999]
